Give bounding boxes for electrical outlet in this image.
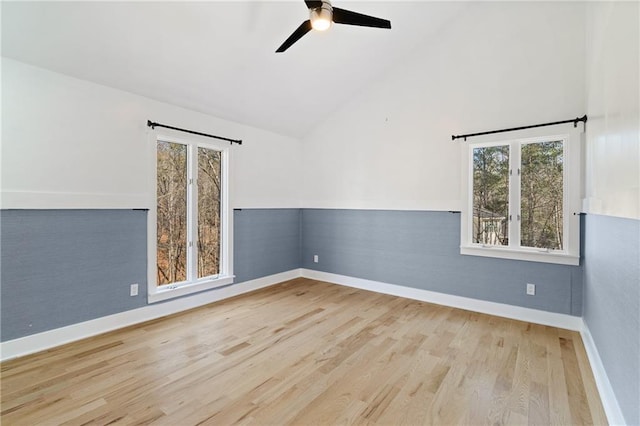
[526,283,536,296]
[313,254,319,263]
[130,283,139,296]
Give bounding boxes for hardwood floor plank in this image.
[560,335,595,425]
[1,278,607,425]
[528,380,550,426]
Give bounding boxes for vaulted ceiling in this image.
[2,1,467,138]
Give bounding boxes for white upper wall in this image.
[585,1,639,220]
[300,2,586,211]
[5,2,636,218]
[1,58,301,209]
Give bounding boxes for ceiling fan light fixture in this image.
[310,5,332,31]
[276,0,391,53]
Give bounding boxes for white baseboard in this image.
[4,267,582,361]
[580,324,627,426]
[1,267,624,425]
[301,269,583,331]
[0,269,302,362]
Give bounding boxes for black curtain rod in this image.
[452,115,587,141]
[147,120,242,145]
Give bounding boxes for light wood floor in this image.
[1,278,607,425]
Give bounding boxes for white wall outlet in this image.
[313,254,319,263]
[526,283,536,296]
[130,283,139,296]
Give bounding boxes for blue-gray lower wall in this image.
[233,208,301,283]
[583,214,639,426]
[1,209,148,342]
[301,209,583,315]
[1,208,584,344]
[1,208,301,342]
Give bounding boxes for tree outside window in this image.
[471,139,565,251]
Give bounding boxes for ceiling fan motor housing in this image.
[310,1,333,31]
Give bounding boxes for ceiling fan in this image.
[276,0,391,53]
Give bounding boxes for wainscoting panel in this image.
[583,214,639,425]
[301,209,583,315]
[1,208,303,342]
[1,209,148,341]
[233,208,301,284]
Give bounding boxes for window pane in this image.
[473,146,509,246]
[521,141,564,250]
[197,147,222,278]
[156,141,188,285]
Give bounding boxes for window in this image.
[149,133,233,302]
[461,133,580,265]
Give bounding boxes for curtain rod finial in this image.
[574,115,588,128]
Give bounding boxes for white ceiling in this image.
[2,1,467,138]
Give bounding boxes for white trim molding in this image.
[298,200,463,212]
[460,245,580,266]
[0,190,151,210]
[0,269,302,362]
[302,269,584,331]
[580,324,627,426]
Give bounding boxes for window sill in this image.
[148,275,235,303]
[460,246,580,266]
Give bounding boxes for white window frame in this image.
[460,129,581,266]
[147,129,234,303]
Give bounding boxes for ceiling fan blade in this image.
[276,20,312,53]
[332,7,391,29]
[304,0,323,9]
